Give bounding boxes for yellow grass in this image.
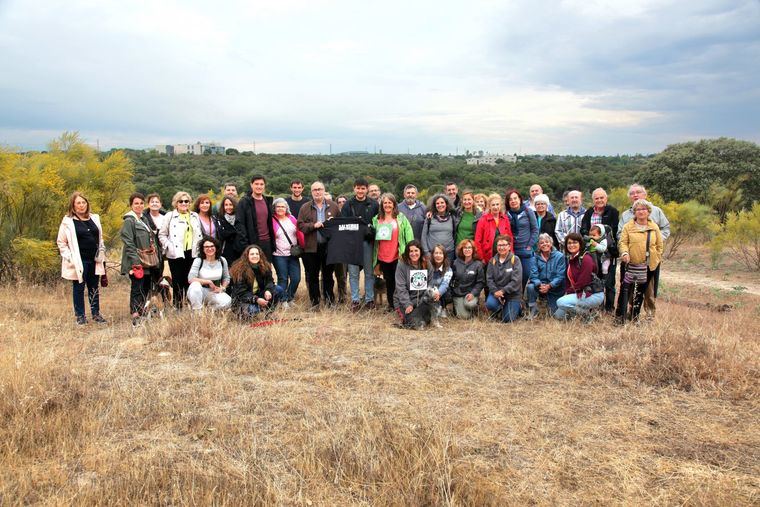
[0,278,758,505]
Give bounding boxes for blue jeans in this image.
[485,294,522,323]
[516,251,533,291]
[272,255,301,302]
[238,286,285,318]
[347,241,374,303]
[72,259,100,317]
[526,283,563,315]
[554,291,604,320]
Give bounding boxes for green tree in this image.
[638,138,760,210]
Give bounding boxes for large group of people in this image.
[57,176,668,328]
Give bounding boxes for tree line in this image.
[1,133,758,281]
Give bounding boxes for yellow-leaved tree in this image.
[0,132,134,281]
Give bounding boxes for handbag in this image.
[138,246,159,267]
[100,261,109,287]
[277,219,303,257]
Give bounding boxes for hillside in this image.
[1,276,757,504]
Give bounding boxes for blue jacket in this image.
[507,205,538,256]
[529,249,566,293]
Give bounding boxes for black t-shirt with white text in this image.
[323,216,368,266]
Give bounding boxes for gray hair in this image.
[628,183,646,196]
[632,198,652,213]
[403,184,418,192]
[533,193,551,206]
[537,233,554,246]
[272,197,291,215]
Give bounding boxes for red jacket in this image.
[474,212,513,263]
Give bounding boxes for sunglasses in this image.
[203,245,216,249]
[178,199,190,204]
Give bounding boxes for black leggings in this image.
[168,250,194,308]
[378,259,397,310]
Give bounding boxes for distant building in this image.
[338,150,370,156]
[155,145,174,156]
[157,142,225,156]
[465,154,517,165]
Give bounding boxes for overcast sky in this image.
[1,0,758,154]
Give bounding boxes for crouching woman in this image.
[229,245,284,319]
[187,237,232,310]
[393,240,434,328]
[485,235,523,322]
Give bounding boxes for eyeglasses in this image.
[203,245,216,249]
[178,200,190,204]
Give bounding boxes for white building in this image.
[163,142,225,155]
[465,154,517,165]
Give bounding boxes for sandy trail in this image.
[661,269,760,296]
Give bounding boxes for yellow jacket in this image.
[619,219,663,270]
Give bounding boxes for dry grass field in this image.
[0,272,758,505]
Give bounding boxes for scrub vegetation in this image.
[1,278,757,505]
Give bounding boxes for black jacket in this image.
[535,211,559,250]
[217,215,239,263]
[341,196,379,240]
[235,191,275,254]
[230,266,277,308]
[580,205,620,256]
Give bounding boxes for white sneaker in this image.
[281,301,290,310]
[439,308,448,319]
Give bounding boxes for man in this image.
[285,179,309,219]
[580,188,619,312]
[524,184,554,214]
[397,184,427,241]
[212,182,238,214]
[445,181,461,210]
[336,195,348,212]
[235,174,275,259]
[368,183,381,203]
[297,181,340,310]
[341,177,379,310]
[555,190,585,250]
[618,183,670,316]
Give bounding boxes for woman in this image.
[455,191,482,244]
[229,244,284,319]
[474,193,488,214]
[372,193,415,312]
[450,239,485,319]
[554,233,604,320]
[533,194,559,250]
[429,243,453,318]
[159,191,203,308]
[485,235,523,323]
[526,233,566,318]
[120,192,163,325]
[474,194,513,264]
[194,194,219,239]
[393,240,433,328]
[187,237,232,310]
[422,194,459,261]
[216,195,239,262]
[505,188,539,290]
[617,199,663,322]
[56,191,107,325]
[271,197,305,308]
[144,193,166,235]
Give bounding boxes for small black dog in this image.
[402,288,437,330]
[374,275,387,307]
